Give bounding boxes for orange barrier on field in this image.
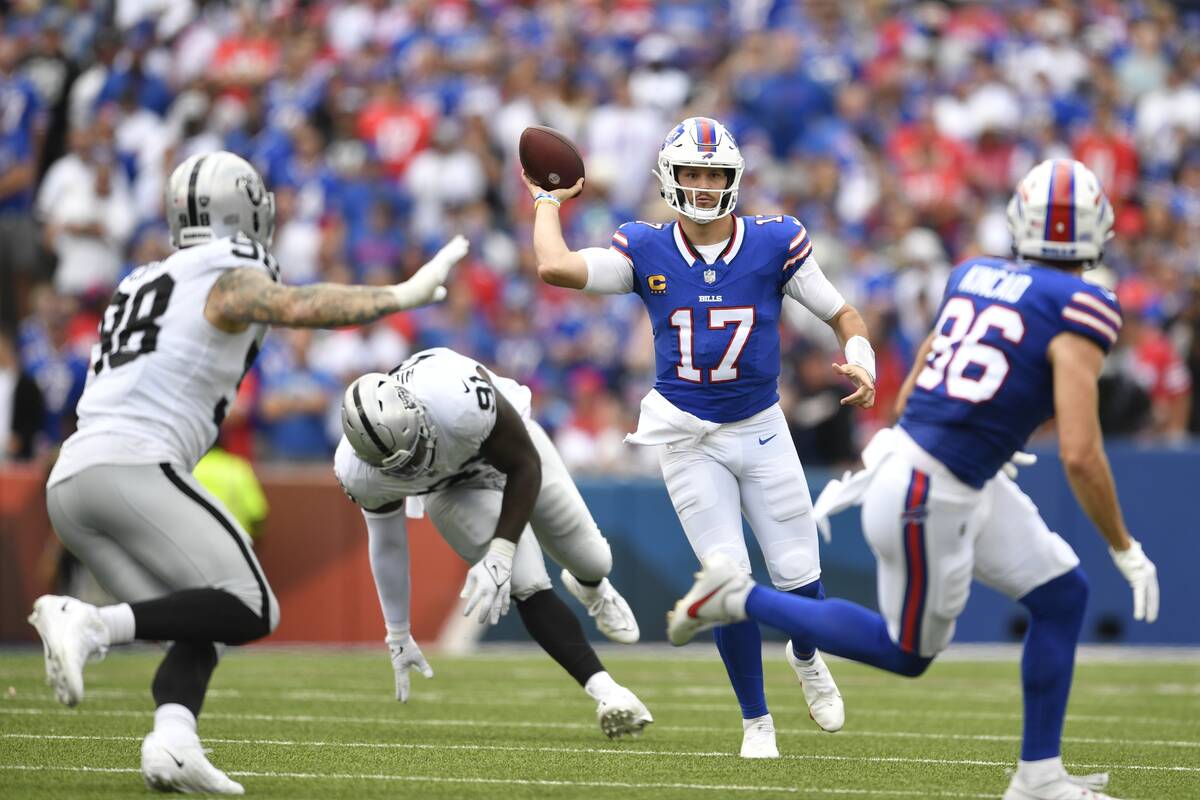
[0,465,466,643]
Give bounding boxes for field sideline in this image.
[1,645,1197,799]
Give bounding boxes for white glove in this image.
[1109,539,1159,623]
[460,538,516,625]
[390,234,469,309]
[385,630,433,703]
[1001,451,1037,480]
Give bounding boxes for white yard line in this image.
[0,764,1002,797]
[2,732,1195,773]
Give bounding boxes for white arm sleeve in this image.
[581,247,635,295]
[784,255,846,321]
[364,510,412,635]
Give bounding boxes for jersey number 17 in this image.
[670,307,754,383]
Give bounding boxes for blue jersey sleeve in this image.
[611,223,634,262]
[1057,283,1123,353]
[778,216,814,284]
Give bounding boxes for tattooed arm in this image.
[205,235,468,331]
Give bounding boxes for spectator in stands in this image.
[0,329,45,462]
[258,328,340,461]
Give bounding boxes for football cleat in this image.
[141,731,245,795]
[1004,770,1117,799]
[785,642,845,732]
[740,714,780,758]
[27,595,110,707]
[560,570,640,644]
[666,554,752,646]
[595,685,653,739]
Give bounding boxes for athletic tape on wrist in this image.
[844,335,876,383]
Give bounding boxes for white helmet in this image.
[166,151,276,250]
[1006,159,1113,265]
[341,373,436,477]
[653,116,744,224]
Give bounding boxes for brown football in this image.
[519,126,585,192]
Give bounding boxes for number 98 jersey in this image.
[900,256,1122,488]
[48,235,279,488]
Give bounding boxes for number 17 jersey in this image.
[900,256,1123,488]
[48,235,279,488]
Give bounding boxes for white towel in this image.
[811,427,900,542]
[405,496,426,519]
[623,389,722,448]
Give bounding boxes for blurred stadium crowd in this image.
[2,0,1199,474]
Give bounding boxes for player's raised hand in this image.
[1110,539,1159,623]
[386,631,434,703]
[391,234,470,309]
[833,363,875,408]
[522,171,585,203]
[461,539,516,625]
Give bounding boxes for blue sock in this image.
[786,578,824,661]
[1017,567,1088,761]
[745,586,932,677]
[713,620,767,719]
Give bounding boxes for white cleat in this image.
[141,731,245,795]
[561,569,640,644]
[1004,770,1117,799]
[595,685,653,739]
[27,595,109,707]
[740,714,780,758]
[666,554,753,646]
[785,642,845,732]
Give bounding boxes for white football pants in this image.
[658,403,821,590]
[860,429,1079,658]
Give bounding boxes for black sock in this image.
[516,589,604,687]
[132,589,270,645]
[152,641,218,718]
[573,575,602,588]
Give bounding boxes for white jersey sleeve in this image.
[784,255,846,321]
[581,246,635,295]
[334,438,410,515]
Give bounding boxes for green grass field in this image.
[1,645,1197,799]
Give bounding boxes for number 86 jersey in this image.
[900,256,1123,489]
[48,235,279,488]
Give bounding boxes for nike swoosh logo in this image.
[687,587,722,618]
[758,434,777,445]
[164,749,184,769]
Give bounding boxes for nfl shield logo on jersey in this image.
[703,269,716,284]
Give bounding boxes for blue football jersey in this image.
[614,214,815,423]
[900,256,1123,488]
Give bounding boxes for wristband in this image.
[844,335,876,383]
[486,538,518,561]
[533,193,561,210]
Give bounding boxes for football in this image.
[519,125,585,192]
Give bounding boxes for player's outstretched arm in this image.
[1049,332,1159,622]
[826,304,876,408]
[205,235,469,330]
[522,172,589,289]
[895,331,936,418]
[458,382,543,625]
[362,511,434,701]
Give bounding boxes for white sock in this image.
[1017,756,1066,785]
[743,713,773,730]
[154,703,198,744]
[584,671,619,700]
[98,603,135,645]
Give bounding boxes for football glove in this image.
[461,538,516,625]
[385,630,433,703]
[1001,451,1037,480]
[390,235,469,309]
[1109,539,1159,623]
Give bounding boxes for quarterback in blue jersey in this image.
[526,116,877,757]
[667,160,1160,800]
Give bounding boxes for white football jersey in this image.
[48,234,279,487]
[334,348,532,513]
